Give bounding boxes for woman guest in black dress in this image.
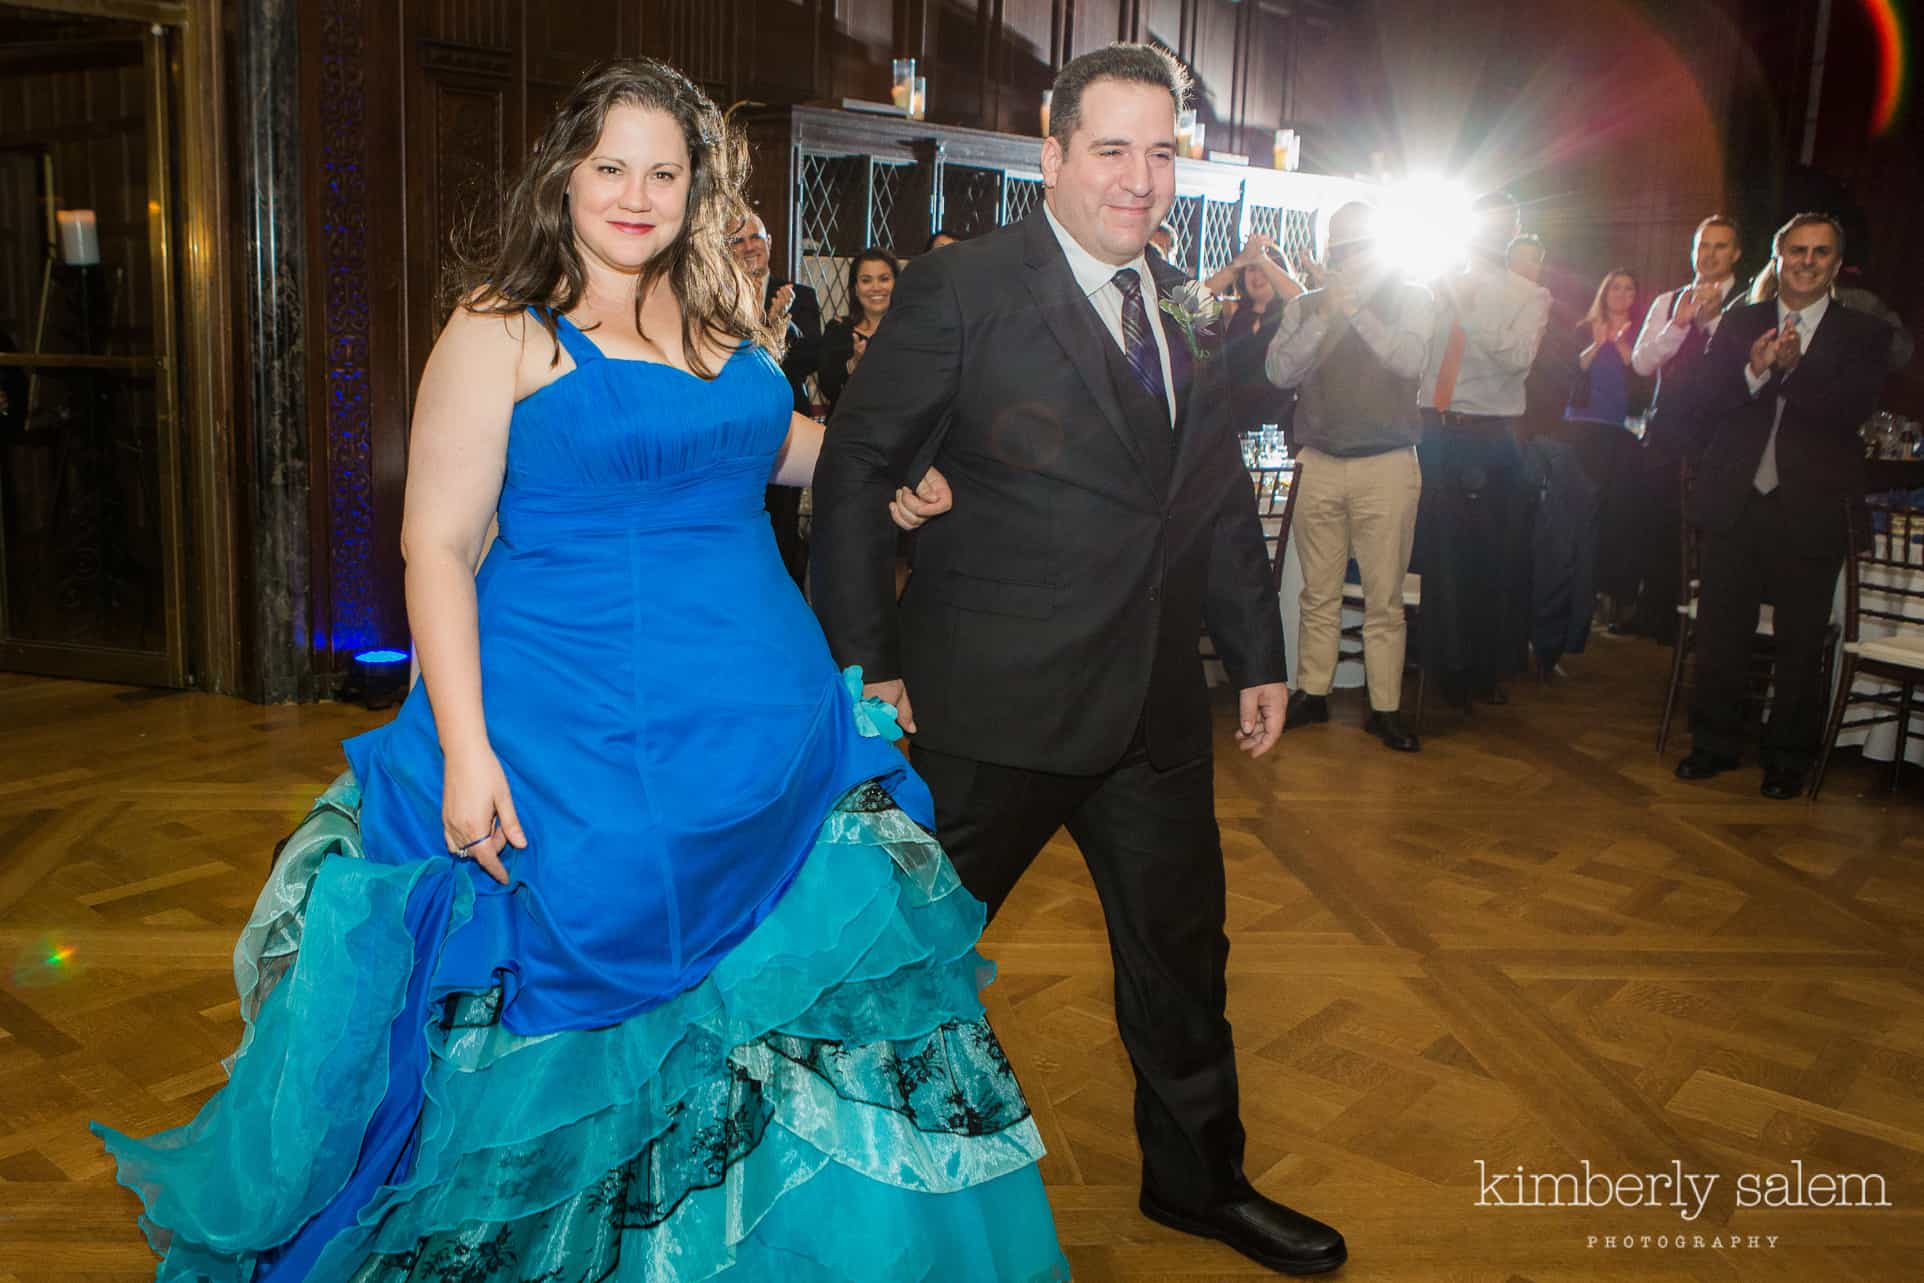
[1220,241,1303,440]
[818,247,900,412]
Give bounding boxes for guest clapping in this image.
[1267,202,1433,750]
[1221,236,1304,437]
[817,247,899,411]
[1551,270,1651,625]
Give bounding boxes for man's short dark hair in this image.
[924,228,963,252]
[1694,214,1742,246]
[1773,211,1845,257]
[1048,43,1190,146]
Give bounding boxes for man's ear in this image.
[1041,136,1063,189]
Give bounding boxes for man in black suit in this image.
[812,42,1345,1277]
[1674,213,1889,798]
[728,212,822,585]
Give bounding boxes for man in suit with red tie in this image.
[1674,213,1890,798]
[811,41,1347,1277]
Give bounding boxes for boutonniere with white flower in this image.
[1157,280,1221,362]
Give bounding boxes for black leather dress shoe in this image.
[1364,709,1420,752]
[1761,766,1808,800]
[1142,1188,1347,1275]
[1284,691,1329,729]
[1675,749,1740,781]
[1480,682,1510,705]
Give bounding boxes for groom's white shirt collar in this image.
[1042,199,1177,423]
[1043,200,1158,304]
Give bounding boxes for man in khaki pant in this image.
[1265,202,1433,751]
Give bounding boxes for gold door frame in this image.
[0,0,236,690]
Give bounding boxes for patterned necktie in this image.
[1752,308,1799,495]
[1111,268,1167,406]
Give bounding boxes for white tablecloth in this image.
[1200,505,1371,690]
[1832,533,1924,766]
[1201,508,1371,691]
[1275,524,1367,692]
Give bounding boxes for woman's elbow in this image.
[400,525,474,572]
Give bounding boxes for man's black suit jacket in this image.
[1687,297,1887,559]
[811,210,1285,776]
[768,277,822,413]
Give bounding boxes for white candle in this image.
[57,210,100,266]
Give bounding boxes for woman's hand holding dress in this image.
[441,743,527,884]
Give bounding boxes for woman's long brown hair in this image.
[449,58,776,377]
[1579,268,1640,333]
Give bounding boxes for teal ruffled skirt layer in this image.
[92,778,1070,1282]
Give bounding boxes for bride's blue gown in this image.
[93,313,1070,1282]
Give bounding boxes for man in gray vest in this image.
[1266,201,1434,751]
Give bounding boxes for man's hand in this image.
[1325,266,1361,317]
[1772,324,1802,373]
[1235,682,1288,757]
[889,465,952,530]
[863,677,916,735]
[1747,326,1788,378]
[1674,285,1705,327]
[766,282,796,324]
[1291,251,1328,292]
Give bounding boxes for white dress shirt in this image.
[1745,292,1832,492]
[1414,265,1551,418]
[1630,276,1736,378]
[1044,201,1177,423]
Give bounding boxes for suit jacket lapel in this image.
[1022,212,1159,493]
[1792,301,1845,384]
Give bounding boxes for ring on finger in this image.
[450,818,500,854]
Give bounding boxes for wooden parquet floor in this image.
[2,639,1922,1281]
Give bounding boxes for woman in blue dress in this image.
[1552,268,1651,630]
[93,58,1070,1283]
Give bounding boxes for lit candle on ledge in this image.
[891,58,916,112]
[57,209,100,266]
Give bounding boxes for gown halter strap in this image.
[532,306,606,368]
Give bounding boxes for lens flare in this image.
[1864,0,1907,135]
[1372,177,1476,281]
[10,936,78,989]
